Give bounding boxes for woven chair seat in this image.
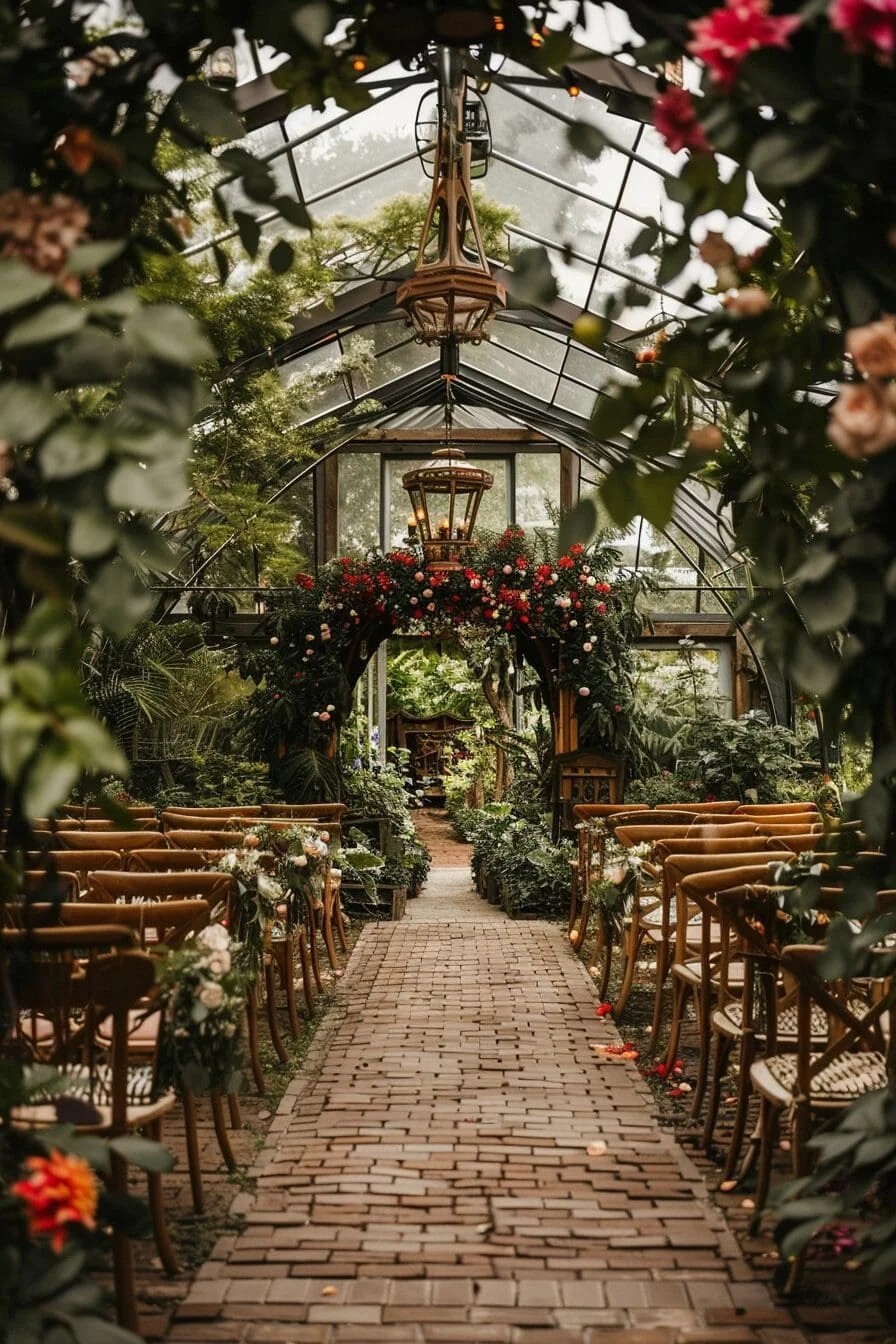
[675,958,745,987]
[750,1049,887,1109]
[14,1062,174,1130]
[713,999,835,1043]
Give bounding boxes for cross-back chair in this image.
[1,926,177,1331]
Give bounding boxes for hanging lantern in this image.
[397,49,505,344]
[403,447,493,571]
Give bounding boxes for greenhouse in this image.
[1,2,895,1342]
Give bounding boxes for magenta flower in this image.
[652,86,712,154]
[830,0,896,62]
[688,0,801,88]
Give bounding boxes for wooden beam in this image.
[349,428,553,445]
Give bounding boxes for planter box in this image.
[485,876,501,905]
[340,881,406,922]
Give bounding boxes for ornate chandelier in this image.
[397,49,505,344]
[403,393,493,571]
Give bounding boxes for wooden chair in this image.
[63,804,157,820]
[25,849,123,890]
[161,806,263,820]
[734,802,819,816]
[23,869,80,902]
[263,803,347,823]
[165,829,244,850]
[659,857,794,1091]
[720,885,893,1289]
[86,869,235,919]
[54,830,168,852]
[125,848,210,872]
[2,926,177,1331]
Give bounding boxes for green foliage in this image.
[675,710,806,804]
[469,807,573,920]
[387,646,482,721]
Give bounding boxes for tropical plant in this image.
[675,709,806,804]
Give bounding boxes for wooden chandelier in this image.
[397,54,505,345]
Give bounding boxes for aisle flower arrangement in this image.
[215,846,284,979]
[156,924,247,1094]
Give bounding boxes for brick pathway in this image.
[171,870,806,1344]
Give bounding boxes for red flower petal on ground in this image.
[596,1002,613,1017]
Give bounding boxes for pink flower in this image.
[846,315,896,377]
[652,86,711,154]
[829,0,896,61]
[688,0,801,87]
[723,285,771,316]
[828,380,896,459]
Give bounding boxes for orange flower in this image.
[12,1150,98,1252]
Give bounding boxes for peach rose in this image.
[723,286,771,317]
[687,424,724,455]
[846,316,896,378]
[698,231,736,271]
[827,380,896,460]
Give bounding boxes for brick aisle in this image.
[171,871,806,1344]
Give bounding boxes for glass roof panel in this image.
[464,340,559,402]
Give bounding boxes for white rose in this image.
[198,923,230,952]
[257,874,284,901]
[206,949,231,975]
[197,981,226,1011]
[219,851,238,871]
[222,1020,237,1038]
[292,854,308,868]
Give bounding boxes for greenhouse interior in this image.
[1,2,895,1341]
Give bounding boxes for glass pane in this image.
[634,645,731,720]
[516,453,560,528]
[338,452,380,554]
[464,339,558,401]
[290,85,426,202]
[276,475,315,569]
[554,378,597,417]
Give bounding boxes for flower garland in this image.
[156,923,248,1094]
[249,527,643,761]
[214,846,284,979]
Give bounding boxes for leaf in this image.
[591,392,639,442]
[0,258,53,314]
[271,194,312,230]
[567,122,608,160]
[40,424,109,479]
[600,465,640,529]
[86,559,154,637]
[106,460,190,512]
[0,383,64,440]
[5,303,87,350]
[22,739,83,818]
[657,235,690,286]
[19,1248,87,1305]
[269,239,294,274]
[797,571,856,634]
[108,1134,175,1172]
[174,80,245,141]
[748,131,831,189]
[65,239,126,275]
[292,1,332,45]
[127,304,214,366]
[558,496,597,556]
[67,1314,145,1344]
[508,245,558,306]
[68,509,118,559]
[233,210,261,258]
[788,632,841,696]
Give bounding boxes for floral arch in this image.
[239,526,645,809]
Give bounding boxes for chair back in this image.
[125,849,209,872]
[23,869,80,902]
[613,820,760,847]
[87,869,235,919]
[55,830,167,852]
[662,801,740,813]
[58,899,209,948]
[261,802,347,822]
[165,829,243,850]
[25,850,123,887]
[654,835,777,859]
[734,803,819,816]
[1,926,157,1130]
[62,805,157,820]
[759,821,824,837]
[161,806,262,826]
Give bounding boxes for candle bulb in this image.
[456,519,468,541]
[438,516,450,539]
[407,515,417,536]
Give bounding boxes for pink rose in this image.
[652,86,712,155]
[723,286,771,316]
[687,424,724,455]
[846,315,896,377]
[829,0,896,62]
[689,0,801,87]
[828,380,896,459]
